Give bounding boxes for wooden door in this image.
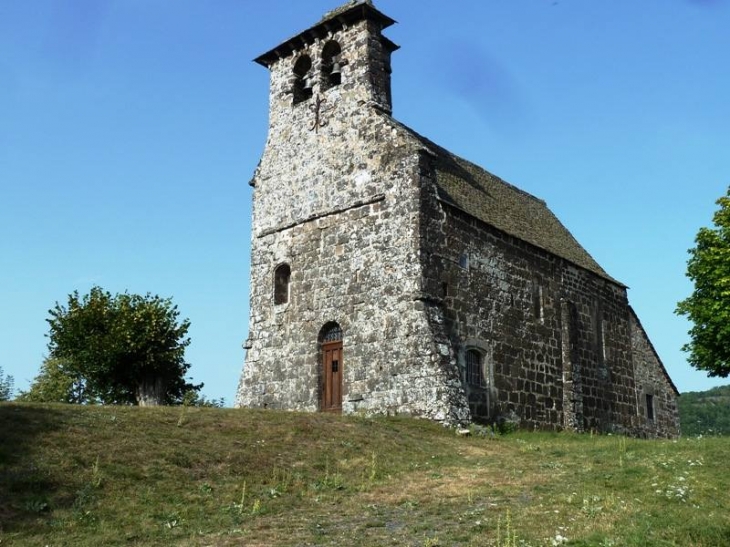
[322,340,343,412]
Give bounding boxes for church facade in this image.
[235,1,680,437]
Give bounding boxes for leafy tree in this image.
[0,365,14,401]
[181,390,226,408]
[45,287,201,405]
[677,188,730,378]
[17,356,89,404]
[677,385,730,436]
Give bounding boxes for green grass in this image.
[1,403,729,546]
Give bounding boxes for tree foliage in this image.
[181,391,226,408]
[44,287,201,405]
[17,356,89,404]
[677,189,730,378]
[0,365,13,402]
[677,385,730,436]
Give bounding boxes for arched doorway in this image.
[319,322,343,412]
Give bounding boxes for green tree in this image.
[17,356,89,404]
[0,365,14,401]
[45,286,201,405]
[677,385,730,436]
[181,390,226,408]
[677,188,730,377]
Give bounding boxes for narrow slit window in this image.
[274,264,291,305]
[533,283,544,322]
[646,394,655,421]
[595,302,605,365]
[465,349,484,387]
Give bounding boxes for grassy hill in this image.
[1,404,729,546]
[678,384,730,436]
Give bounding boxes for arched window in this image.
[321,41,342,91]
[319,322,343,343]
[465,348,484,387]
[292,55,313,105]
[458,253,469,269]
[274,264,291,305]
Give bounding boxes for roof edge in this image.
[370,108,626,288]
[435,192,626,288]
[628,306,681,396]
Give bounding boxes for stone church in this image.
[235,1,680,437]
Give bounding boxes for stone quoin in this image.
[235,0,680,437]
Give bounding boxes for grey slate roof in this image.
[400,124,622,286]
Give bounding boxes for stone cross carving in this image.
[309,94,333,132]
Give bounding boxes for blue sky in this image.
[2,0,729,403]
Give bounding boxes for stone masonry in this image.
[235,0,680,437]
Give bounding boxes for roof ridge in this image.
[371,107,622,287]
[448,154,548,207]
[379,113,548,206]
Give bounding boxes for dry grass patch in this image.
[1,404,729,546]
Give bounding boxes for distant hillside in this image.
[1,404,729,546]
[679,384,730,436]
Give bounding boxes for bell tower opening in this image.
[321,40,343,91]
[292,55,313,105]
[253,1,399,115]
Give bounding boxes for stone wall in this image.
[417,156,646,433]
[252,20,394,237]
[630,309,680,438]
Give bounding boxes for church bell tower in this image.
[236,1,472,426]
[254,0,399,121]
